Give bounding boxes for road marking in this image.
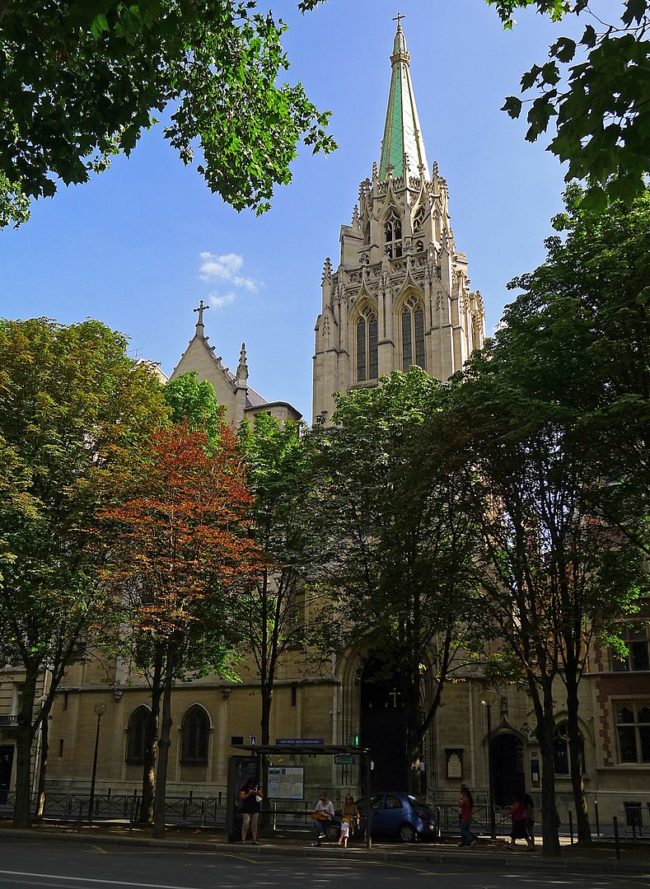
[92,846,107,855]
[0,871,204,889]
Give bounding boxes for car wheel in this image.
[325,824,339,840]
[399,823,416,843]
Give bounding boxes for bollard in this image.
[613,816,620,860]
[569,810,573,845]
[594,798,600,837]
[436,806,441,840]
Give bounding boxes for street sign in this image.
[275,738,324,746]
[334,754,354,765]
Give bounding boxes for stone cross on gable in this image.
[194,299,209,328]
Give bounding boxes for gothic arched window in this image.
[401,296,425,371]
[553,721,585,775]
[126,706,150,764]
[384,210,402,259]
[356,305,378,382]
[413,204,426,231]
[180,706,210,764]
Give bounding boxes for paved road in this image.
[0,839,647,889]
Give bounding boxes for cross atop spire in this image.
[379,19,429,182]
[194,299,209,333]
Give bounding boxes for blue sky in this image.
[0,0,597,419]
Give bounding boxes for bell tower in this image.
[312,19,485,422]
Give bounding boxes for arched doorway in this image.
[490,732,525,807]
[360,656,408,791]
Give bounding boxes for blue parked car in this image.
[355,792,437,842]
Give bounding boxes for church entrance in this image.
[360,656,408,791]
[491,733,525,807]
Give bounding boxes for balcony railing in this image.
[0,715,18,728]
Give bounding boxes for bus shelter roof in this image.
[230,744,368,756]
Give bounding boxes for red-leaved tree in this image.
[101,423,261,837]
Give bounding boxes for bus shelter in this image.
[226,743,372,847]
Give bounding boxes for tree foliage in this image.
[491,0,650,209]
[501,185,650,554]
[238,413,312,745]
[0,0,335,227]
[100,422,259,836]
[455,186,648,851]
[308,368,482,786]
[164,371,223,448]
[0,317,168,827]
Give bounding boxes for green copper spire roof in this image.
[379,19,429,181]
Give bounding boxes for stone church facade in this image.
[0,22,648,832]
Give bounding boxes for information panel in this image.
[267,766,304,800]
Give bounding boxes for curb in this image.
[0,828,648,876]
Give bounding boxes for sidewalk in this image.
[0,821,648,876]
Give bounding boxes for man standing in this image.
[311,791,335,846]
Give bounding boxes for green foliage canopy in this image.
[0,0,335,227]
[490,0,650,209]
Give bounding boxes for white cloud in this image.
[199,251,259,292]
[209,291,236,309]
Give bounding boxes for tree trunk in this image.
[13,664,39,828]
[35,714,49,819]
[260,685,272,747]
[565,671,591,843]
[535,685,561,857]
[139,651,163,825]
[153,650,174,839]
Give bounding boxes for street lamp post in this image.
[481,700,496,839]
[88,703,106,824]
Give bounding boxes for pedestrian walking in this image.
[523,793,535,849]
[510,793,527,846]
[458,784,478,847]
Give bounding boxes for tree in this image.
[0,318,168,827]
[490,0,650,210]
[238,413,312,746]
[164,372,224,448]
[456,188,648,850]
[499,186,650,557]
[101,423,259,838]
[308,368,482,790]
[116,370,225,825]
[0,1,335,228]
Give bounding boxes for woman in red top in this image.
[510,793,527,846]
[458,784,477,847]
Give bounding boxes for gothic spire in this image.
[379,18,429,182]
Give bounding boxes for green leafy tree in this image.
[0,0,335,227]
[308,368,482,791]
[0,318,168,828]
[500,186,650,556]
[490,0,650,209]
[165,372,223,448]
[456,187,648,850]
[238,413,312,746]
